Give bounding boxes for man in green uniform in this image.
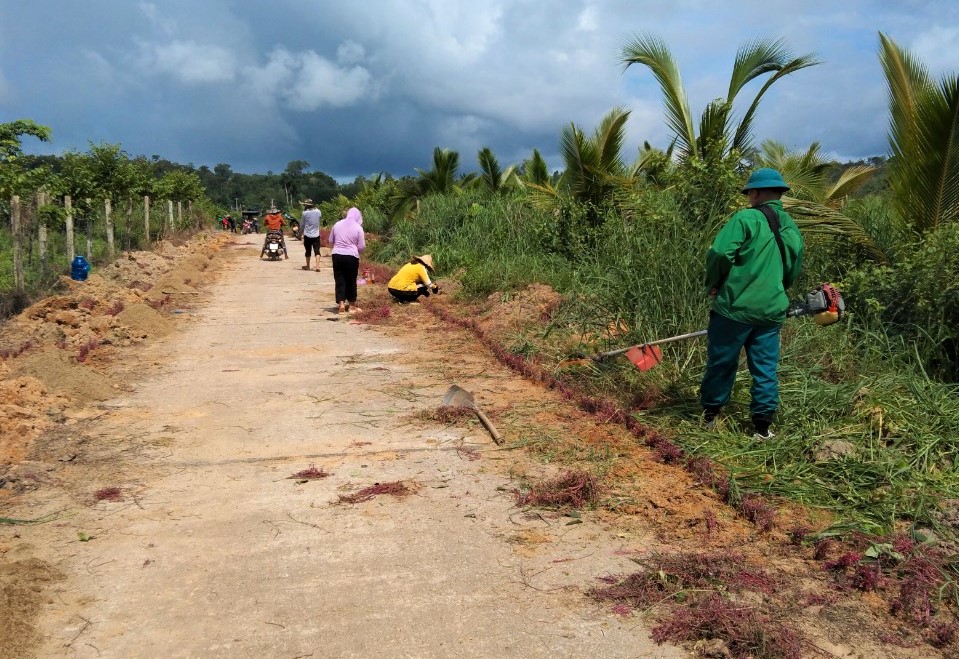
[701,168,804,439]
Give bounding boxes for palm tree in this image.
[629,140,675,187]
[524,107,634,223]
[520,149,551,187]
[388,147,470,220]
[754,139,885,260]
[880,32,959,233]
[471,147,518,194]
[620,35,820,162]
[757,139,876,206]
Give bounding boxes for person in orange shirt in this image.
[261,206,288,259]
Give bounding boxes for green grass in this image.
[365,186,959,541]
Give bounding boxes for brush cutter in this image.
[443,384,503,445]
[590,283,846,372]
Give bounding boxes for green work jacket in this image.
[704,200,804,326]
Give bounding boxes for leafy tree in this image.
[280,159,310,205]
[880,32,959,233]
[0,119,53,199]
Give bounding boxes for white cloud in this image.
[244,47,375,111]
[138,2,175,37]
[138,39,237,84]
[337,40,365,65]
[911,26,959,77]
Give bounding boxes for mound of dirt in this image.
[481,284,564,338]
[12,349,116,403]
[115,303,173,340]
[0,556,64,659]
[0,374,69,465]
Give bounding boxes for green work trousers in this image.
[700,311,782,419]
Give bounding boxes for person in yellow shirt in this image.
[387,254,438,303]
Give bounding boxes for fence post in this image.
[167,199,174,232]
[37,191,48,275]
[124,198,133,251]
[85,198,93,259]
[65,195,75,264]
[177,200,182,228]
[104,198,115,261]
[143,195,150,245]
[11,196,24,294]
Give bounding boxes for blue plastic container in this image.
[70,255,90,281]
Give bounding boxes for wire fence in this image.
[2,193,207,310]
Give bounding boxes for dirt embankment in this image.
[0,232,234,656]
[0,235,230,469]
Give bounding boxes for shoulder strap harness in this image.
[755,203,789,289]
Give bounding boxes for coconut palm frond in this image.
[522,149,551,186]
[879,32,932,163]
[593,107,630,176]
[727,37,790,100]
[881,33,959,232]
[697,99,732,160]
[476,147,504,193]
[826,165,877,202]
[784,197,887,262]
[757,139,791,170]
[901,74,959,230]
[522,180,561,214]
[621,33,696,156]
[730,53,821,154]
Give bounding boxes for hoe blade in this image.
[625,344,663,371]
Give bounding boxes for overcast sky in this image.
[2,1,958,181]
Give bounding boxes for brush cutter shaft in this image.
[593,329,708,360]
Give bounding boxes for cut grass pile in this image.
[514,470,600,509]
[590,552,798,659]
[336,480,414,504]
[93,486,123,502]
[288,464,330,480]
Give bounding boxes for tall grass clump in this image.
[367,190,573,296]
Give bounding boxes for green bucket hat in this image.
[741,167,790,193]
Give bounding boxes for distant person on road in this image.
[327,207,365,314]
[299,199,322,271]
[261,206,288,259]
[225,214,236,233]
[388,255,438,303]
[700,168,804,440]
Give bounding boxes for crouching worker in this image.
[388,254,438,303]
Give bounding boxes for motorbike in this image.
[241,218,254,234]
[262,230,286,260]
[289,219,301,241]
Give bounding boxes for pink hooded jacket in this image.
[328,207,366,258]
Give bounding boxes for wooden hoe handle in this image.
[472,408,503,445]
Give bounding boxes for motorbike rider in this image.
[261,206,289,259]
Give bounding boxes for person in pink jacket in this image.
[327,207,366,313]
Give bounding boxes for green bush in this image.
[844,221,959,380]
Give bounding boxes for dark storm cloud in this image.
[2,1,958,180]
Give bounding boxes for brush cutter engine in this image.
[787,283,845,326]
